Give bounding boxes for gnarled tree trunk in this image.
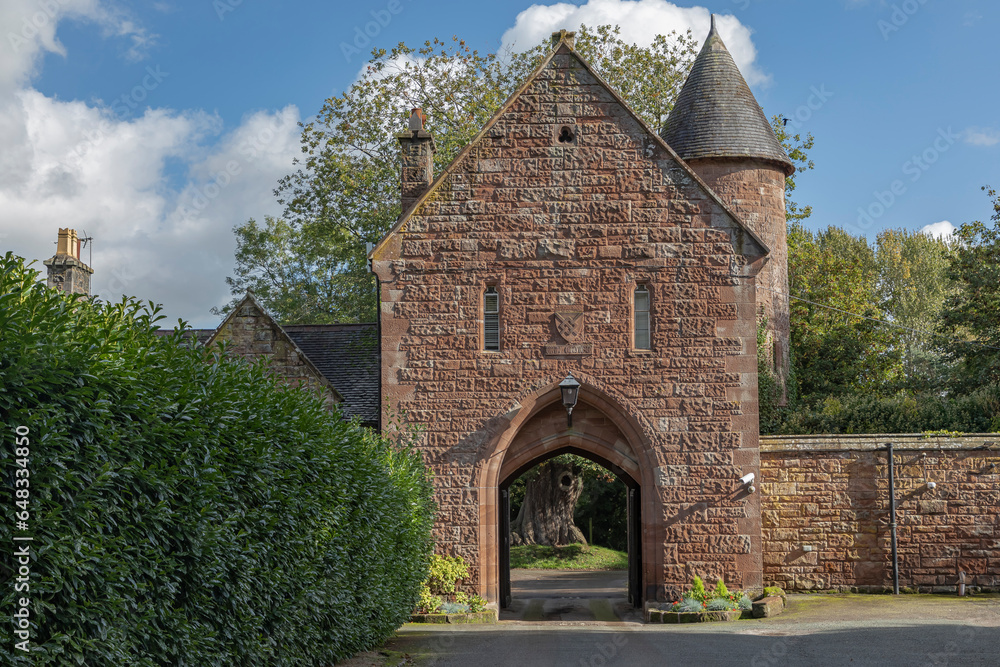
[511,460,586,546]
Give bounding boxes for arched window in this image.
[634,285,650,350]
[484,286,500,351]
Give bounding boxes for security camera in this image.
[739,472,755,486]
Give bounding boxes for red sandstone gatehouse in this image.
[41,22,999,604]
[369,22,794,606]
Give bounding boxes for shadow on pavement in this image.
[501,570,642,623]
[390,623,1000,667]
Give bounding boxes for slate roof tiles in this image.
[661,16,795,175]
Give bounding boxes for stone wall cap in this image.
[761,433,1000,452]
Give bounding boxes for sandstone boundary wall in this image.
[761,434,1000,593]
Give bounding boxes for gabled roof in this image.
[661,16,794,176]
[370,31,769,262]
[283,324,379,426]
[207,293,344,405]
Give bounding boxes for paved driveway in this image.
[376,571,1000,667]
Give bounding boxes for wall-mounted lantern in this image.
[559,373,581,428]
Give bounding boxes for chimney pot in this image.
[408,108,424,132]
[56,228,80,259]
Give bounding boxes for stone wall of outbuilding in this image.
[210,297,341,411]
[761,434,1000,593]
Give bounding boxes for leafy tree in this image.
[212,216,374,324]
[221,27,813,322]
[874,228,957,391]
[771,116,814,223]
[0,252,434,665]
[786,224,902,403]
[939,186,1000,390]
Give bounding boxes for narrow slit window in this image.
[634,285,651,350]
[484,286,500,351]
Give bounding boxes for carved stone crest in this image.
[554,311,585,343]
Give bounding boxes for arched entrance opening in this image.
[499,445,641,609]
[477,379,656,610]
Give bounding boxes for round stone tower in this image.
[661,15,795,397]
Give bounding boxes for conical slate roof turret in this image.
[662,15,794,175]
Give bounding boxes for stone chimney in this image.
[396,108,436,214]
[43,228,93,296]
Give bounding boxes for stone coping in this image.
[761,434,1000,453]
[409,610,497,624]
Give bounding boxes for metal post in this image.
[887,442,900,595]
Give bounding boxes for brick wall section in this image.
[372,44,768,603]
[688,158,789,389]
[761,434,1000,592]
[210,297,340,411]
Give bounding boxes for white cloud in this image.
[0,1,300,328]
[1,0,154,94]
[500,0,770,86]
[963,126,1000,147]
[920,221,955,240]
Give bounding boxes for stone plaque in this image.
[544,342,593,356]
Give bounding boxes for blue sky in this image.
[2,0,997,327]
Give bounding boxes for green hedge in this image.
[769,385,1000,435]
[0,253,434,665]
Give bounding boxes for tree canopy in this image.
[939,186,1000,390]
[218,26,814,323]
[762,190,1000,434]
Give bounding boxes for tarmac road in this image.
[379,571,1000,667]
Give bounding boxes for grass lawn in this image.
[510,543,628,570]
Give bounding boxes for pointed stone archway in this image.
[498,442,641,608]
[477,377,660,608]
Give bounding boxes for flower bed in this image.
[644,577,785,623]
[411,555,490,622]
